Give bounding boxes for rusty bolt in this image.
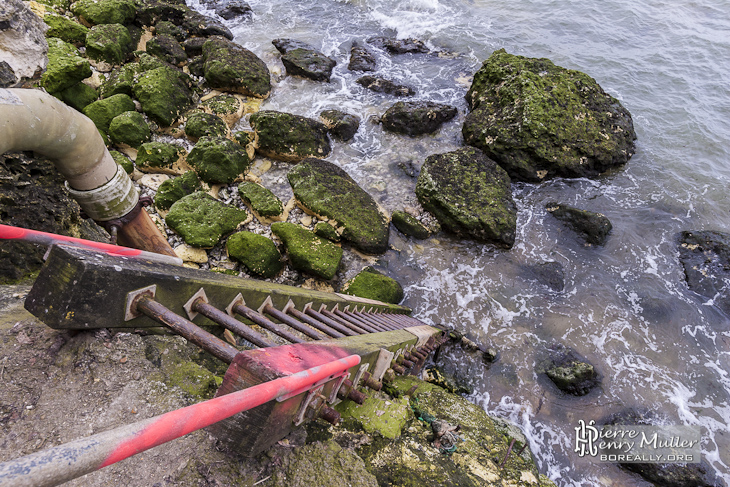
[362,371,382,391]
[319,405,341,425]
[337,379,367,405]
[391,362,406,375]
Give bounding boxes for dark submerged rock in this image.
[356,75,415,97]
[249,110,331,162]
[677,230,730,315]
[348,40,376,72]
[463,49,637,182]
[341,267,404,304]
[523,261,565,292]
[287,158,390,255]
[603,409,724,487]
[546,202,612,245]
[538,344,600,396]
[272,38,317,54]
[271,40,336,82]
[320,109,360,142]
[367,36,429,54]
[391,211,430,240]
[415,147,516,248]
[180,10,233,39]
[381,101,457,136]
[270,222,343,280]
[202,37,271,98]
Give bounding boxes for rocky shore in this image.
[2,0,728,485]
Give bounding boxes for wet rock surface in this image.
[187,136,250,184]
[367,36,429,54]
[320,109,360,141]
[538,344,600,396]
[348,40,376,72]
[356,75,415,97]
[340,267,404,304]
[288,158,390,254]
[391,211,430,240]
[381,100,457,136]
[677,230,730,314]
[416,147,517,248]
[463,49,636,182]
[250,110,331,162]
[546,202,612,245]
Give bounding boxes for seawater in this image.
[189,0,730,484]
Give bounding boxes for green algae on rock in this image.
[135,141,186,174]
[391,210,430,240]
[187,136,251,184]
[270,222,342,280]
[250,111,331,162]
[288,158,390,254]
[146,34,187,66]
[71,0,137,25]
[313,221,341,242]
[41,38,92,94]
[110,150,134,174]
[99,62,140,98]
[166,191,250,248]
[538,344,601,396]
[154,170,202,211]
[109,111,151,147]
[43,14,88,46]
[381,100,457,136]
[85,23,133,65]
[463,49,636,182]
[416,147,517,248]
[82,93,136,132]
[226,231,283,278]
[132,66,195,126]
[336,394,411,439]
[340,267,404,304]
[202,37,271,98]
[56,82,98,111]
[237,181,284,219]
[184,111,228,141]
[545,202,612,245]
[280,47,337,82]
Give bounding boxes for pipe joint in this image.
[65,164,138,222]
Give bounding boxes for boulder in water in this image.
[272,38,336,82]
[538,344,600,396]
[320,109,360,141]
[381,101,457,136]
[546,202,612,246]
[367,36,429,54]
[356,75,415,97]
[463,49,636,182]
[415,147,516,248]
[348,40,376,72]
[677,230,730,315]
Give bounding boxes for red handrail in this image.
[0,354,360,487]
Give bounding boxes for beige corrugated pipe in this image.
[0,88,176,257]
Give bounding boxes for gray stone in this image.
[0,0,48,82]
[546,202,612,245]
[381,101,457,136]
[348,40,376,72]
[356,75,415,97]
[367,36,429,54]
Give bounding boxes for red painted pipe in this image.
[0,354,360,487]
[0,223,182,266]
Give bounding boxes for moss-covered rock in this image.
[226,231,283,278]
[463,49,637,182]
[43,14,88,46]
[135,141,186,174]
[109,111,151,147]
[85,23,133,65]
[154,20,185,41]
[199,93,246,127]
[341,267,404,304]
[416,147,516,248]
[135,0,190,28]
[56,82,98,111]
[146,34,187,66]
[337,394,411,439]
[137,52,170,72]
[288,158,390,254]
[314,221,340,242]
[41,37,92,94]
[202,37,271,98]
[132,66,195,126]
[99,62,140,98]
[677,230,730,315]
[187,136,250,184]
[391,211,430,240]
[320,109,360,142]
[237,181,284,219]
[545,202,612,245]
[70,0,137,26]
[180,10,232,39]
[154,170,202,210]
[381,100,457,136]
[270,222,343,280]
[110,150,134,174]
[82,93,135,132]
[269,441,379,487]
[250,111,331,162]
[166,191,249,248]
[184,111,228,141]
